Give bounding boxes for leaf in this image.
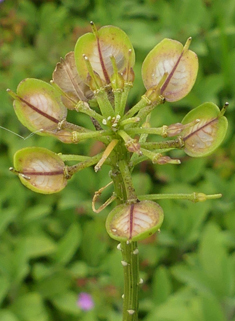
[53,51,93,109]
[0,276,10,305]
[23,235,57,258]
[152,266,172,304]
[0,310,19,321]
[11,292,48,321]
[106,200,164,241]
[10,78,67,133]
[12,147,67,194]
[51,291,81,316]
[142,38,198,102]
[53,222,82,265]
[81,220,108,266]
[0,208,17,235]
[181,102,228,157]
[199,293,227,321]
[35,272,72,299]
[74,25,135,85]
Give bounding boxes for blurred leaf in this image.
[0,310,19,321]
[53,222,82,265]
[198,223,234,297]
[69,261,88,278]
[23,235,57,258]
[152,266,172,305]
[199,293,227,321]
[22,204,51,223]
[0,208,17,235]
[35,271,72,299]
[11,292,48,321]
[132,172,153,195]
[81,219,108,266]
[0,275,10,305]
[51,291,81,316]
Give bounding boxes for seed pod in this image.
[11,147,67,194]
[74,24,135,86]
[181,102,228,157]
[10,78,67,134]
[53,51,93,109]
[106,200,164,242]
[142,38,198,102]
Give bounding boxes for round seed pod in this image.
[106,200,164,242]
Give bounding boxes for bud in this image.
[106,200,164,241]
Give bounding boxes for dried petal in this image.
[142,38,198,102]
[12,147,67,194]
[181,102,228,157]
[106,200,164,241]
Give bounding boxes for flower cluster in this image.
[8,22,228,241]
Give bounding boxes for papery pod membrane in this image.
[106,200,164,242]
[74,25,135,85]
[52,51,93,109]
[13,147,67,194]
[181,102,228,157]
[13,78,67,133]
[49,130,75,144]
[142,38,198,102]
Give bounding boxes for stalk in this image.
[121,241,139,321]
[110,146,140,321]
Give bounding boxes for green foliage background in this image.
[0,0,235,320]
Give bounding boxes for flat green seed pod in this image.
[13,78,67,134]
[181,102,228,157]
[142,38,198,102]
[106,200,164,242]
[74,25,135,85]
[13,147,67,194]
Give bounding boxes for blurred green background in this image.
[1,0,235,320]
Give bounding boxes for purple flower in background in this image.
[77,292,94,311]
[0,0,5,3]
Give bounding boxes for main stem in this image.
[121,241,139,321]
[110,145,140,321]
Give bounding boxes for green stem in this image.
[75,101,104,124]
[72,129,111,143]
[122,96,149,120]
[109,144,140,321]
[58,154,92,162]
[96,88,115,118]
[118,159,138,203]
[126,127,164,136]
[114,90,123,116]
[66,153,103,176]
[138,192,222,202]
[118,84,132,117]
[121,241,139,321]
[140,137,184,150]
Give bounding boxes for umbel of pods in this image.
[8,22,228,320]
